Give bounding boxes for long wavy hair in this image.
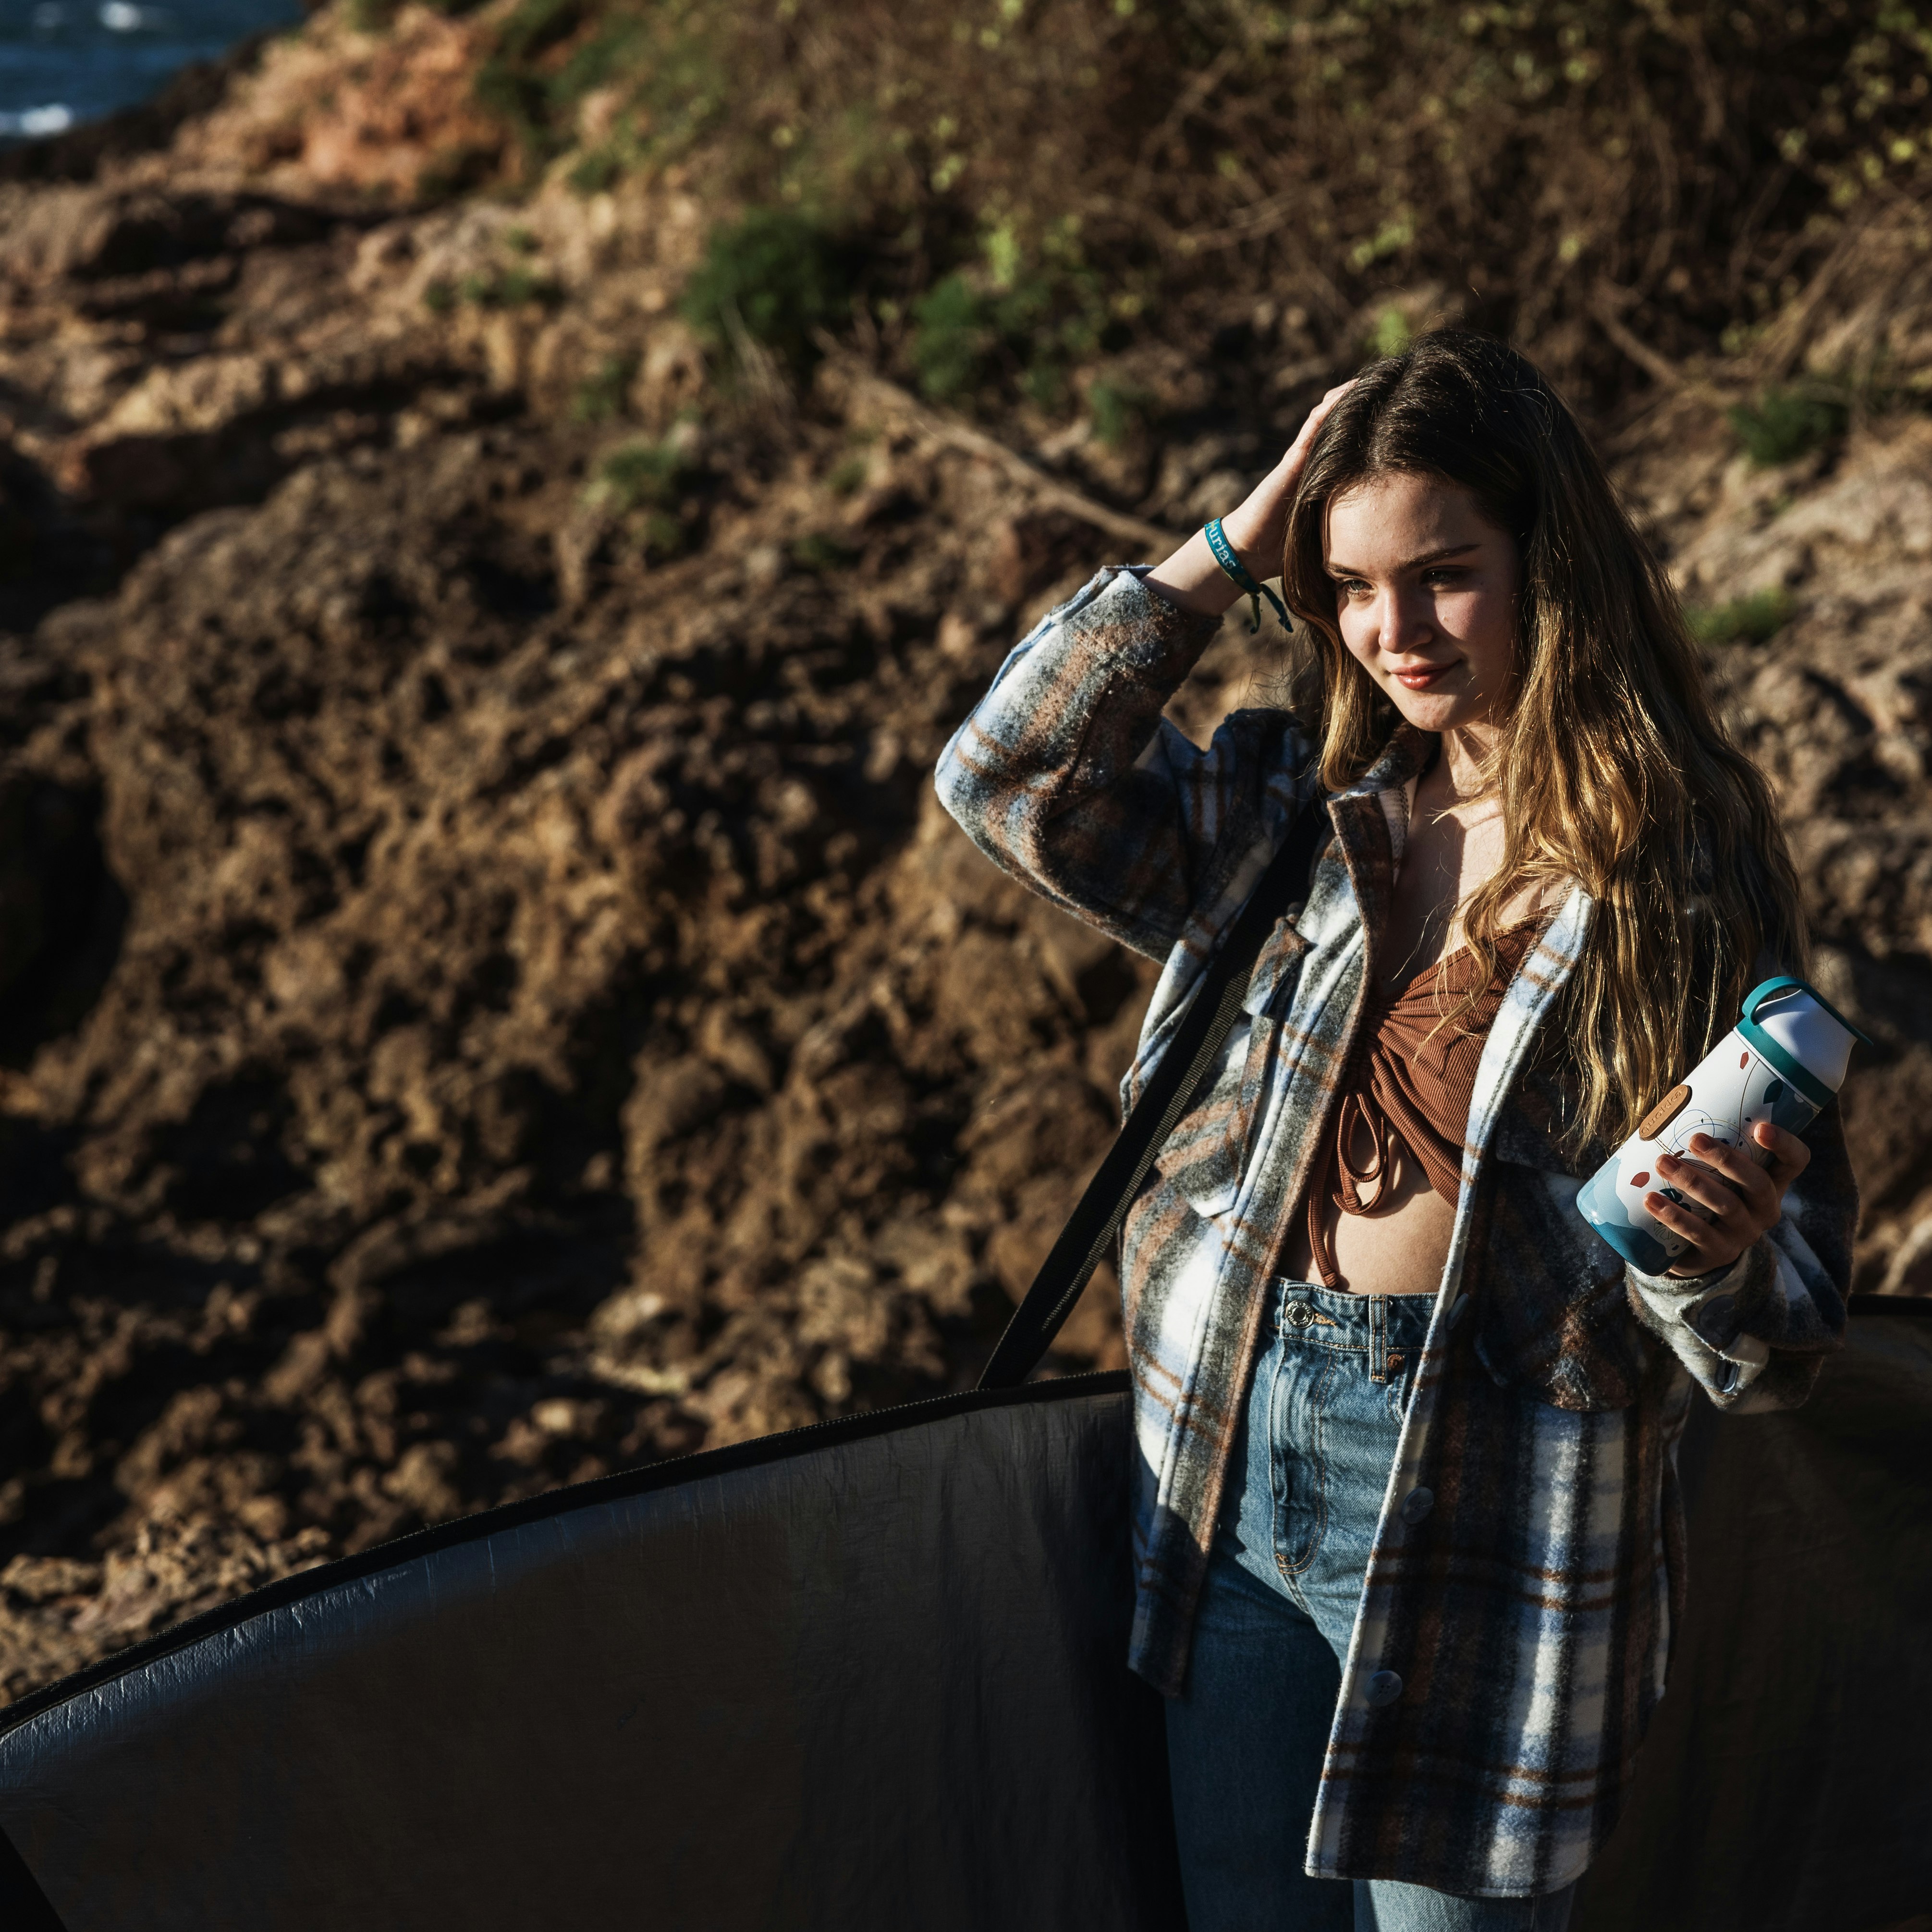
[1279,329,1807,1155]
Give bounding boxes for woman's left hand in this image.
[1143,381,1356,617]
[1645,1122,1811,1279]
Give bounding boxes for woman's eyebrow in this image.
[1325,541,1481,577]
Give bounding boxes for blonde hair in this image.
[1280,330,1807,1155]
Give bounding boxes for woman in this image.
[934,331,1856,1930]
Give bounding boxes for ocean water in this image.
[0,0,303,138]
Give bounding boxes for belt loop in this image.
[1369,1296,1387,1382]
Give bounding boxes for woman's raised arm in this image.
[933,389,1348,959]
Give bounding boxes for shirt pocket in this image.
[1149,1010,1279,1221]
[1126,914,1309,1221]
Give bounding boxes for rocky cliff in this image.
[1,8,1929,1701]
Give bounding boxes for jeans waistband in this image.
[1273,1278,1436,1350]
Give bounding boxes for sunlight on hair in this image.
[1281,330,1809,1154]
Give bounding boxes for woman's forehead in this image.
[1322,472,1499,564]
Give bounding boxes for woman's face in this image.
[1321,471,1520,737]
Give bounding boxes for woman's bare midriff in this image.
[1283,757,1565,1297]
[1282,1126,1455,1296]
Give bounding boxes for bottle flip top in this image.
[1577,977,1870,1276]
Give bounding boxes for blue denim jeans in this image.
[1164,1281,1578,1932]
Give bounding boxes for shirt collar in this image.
[1330,721,1436,803]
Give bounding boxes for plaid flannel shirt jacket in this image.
[935,566,1857,1898]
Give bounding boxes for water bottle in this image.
[1576,977,1869,1274]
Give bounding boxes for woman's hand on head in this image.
[1218,381,1357,574]
[1645,1123,1812,1279]
[1143,381,1356,618]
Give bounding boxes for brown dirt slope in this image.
[0,20,1930,1703]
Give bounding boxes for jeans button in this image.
[1400,1486,1434,1526]
[1285,1300,1316,1330]
[1365,1669,1404,1709]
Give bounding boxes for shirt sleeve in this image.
[933,564,1273,961]
[1623,1100,1857,1412]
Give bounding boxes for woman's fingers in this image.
[1647,1166,1748,1235]
[1302,381,1355,439]
[1643,1189,1724,1263]
[1751,1119,1812,1185]
[1220,381,1361,568]
[1281,380,1357,463]
[1646,1122,1811,1275]
[1670,1137,1776,1218]
[1255,382,1356,520]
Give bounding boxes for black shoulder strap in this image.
[978,799,1333,1390]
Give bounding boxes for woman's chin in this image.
[1383,684,1486,733]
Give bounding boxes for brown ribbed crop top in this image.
[1306,918,1545,1289]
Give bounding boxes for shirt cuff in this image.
[1626,1253,1769,1399]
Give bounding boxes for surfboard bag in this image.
[2,802,1929,1931]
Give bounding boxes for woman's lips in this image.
[1390,660,1455,691]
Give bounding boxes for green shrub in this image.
[907,255,1109,409]
[492,0,584,63]
[472,58,549,159]
[1728,388,1847,468]
[681,209,852,374]
[826,453,869,497]
[569,147,624,196]
[589,439,693,514]
[1685,586,1795,646]
[788,532,858,573]
[1367,306,1415,360]
[587,438,701,560]
[549,12,651,105]
[910,274,994,401]
[421,279,456,315]
[414,141,500,204]
[461,0,1932,420]
[473,0,622,168]
[458,266,562,309]
[638,512,685,557]
[572,354,639,425]
[1021,363,1069,411]
[1088,377,1149,447]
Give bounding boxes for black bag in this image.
[1572,1292,1932,1932]
[0,810,1330,1932]
[3,795,1929,1931]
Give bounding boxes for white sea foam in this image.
[0,105,76,136]
[2,0,293,138]
[97,0,174,29]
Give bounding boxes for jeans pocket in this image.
[1270,1347,1331,1577]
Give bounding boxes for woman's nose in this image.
[1373,588,1431,653]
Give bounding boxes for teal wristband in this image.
[1203,518,1292,634]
